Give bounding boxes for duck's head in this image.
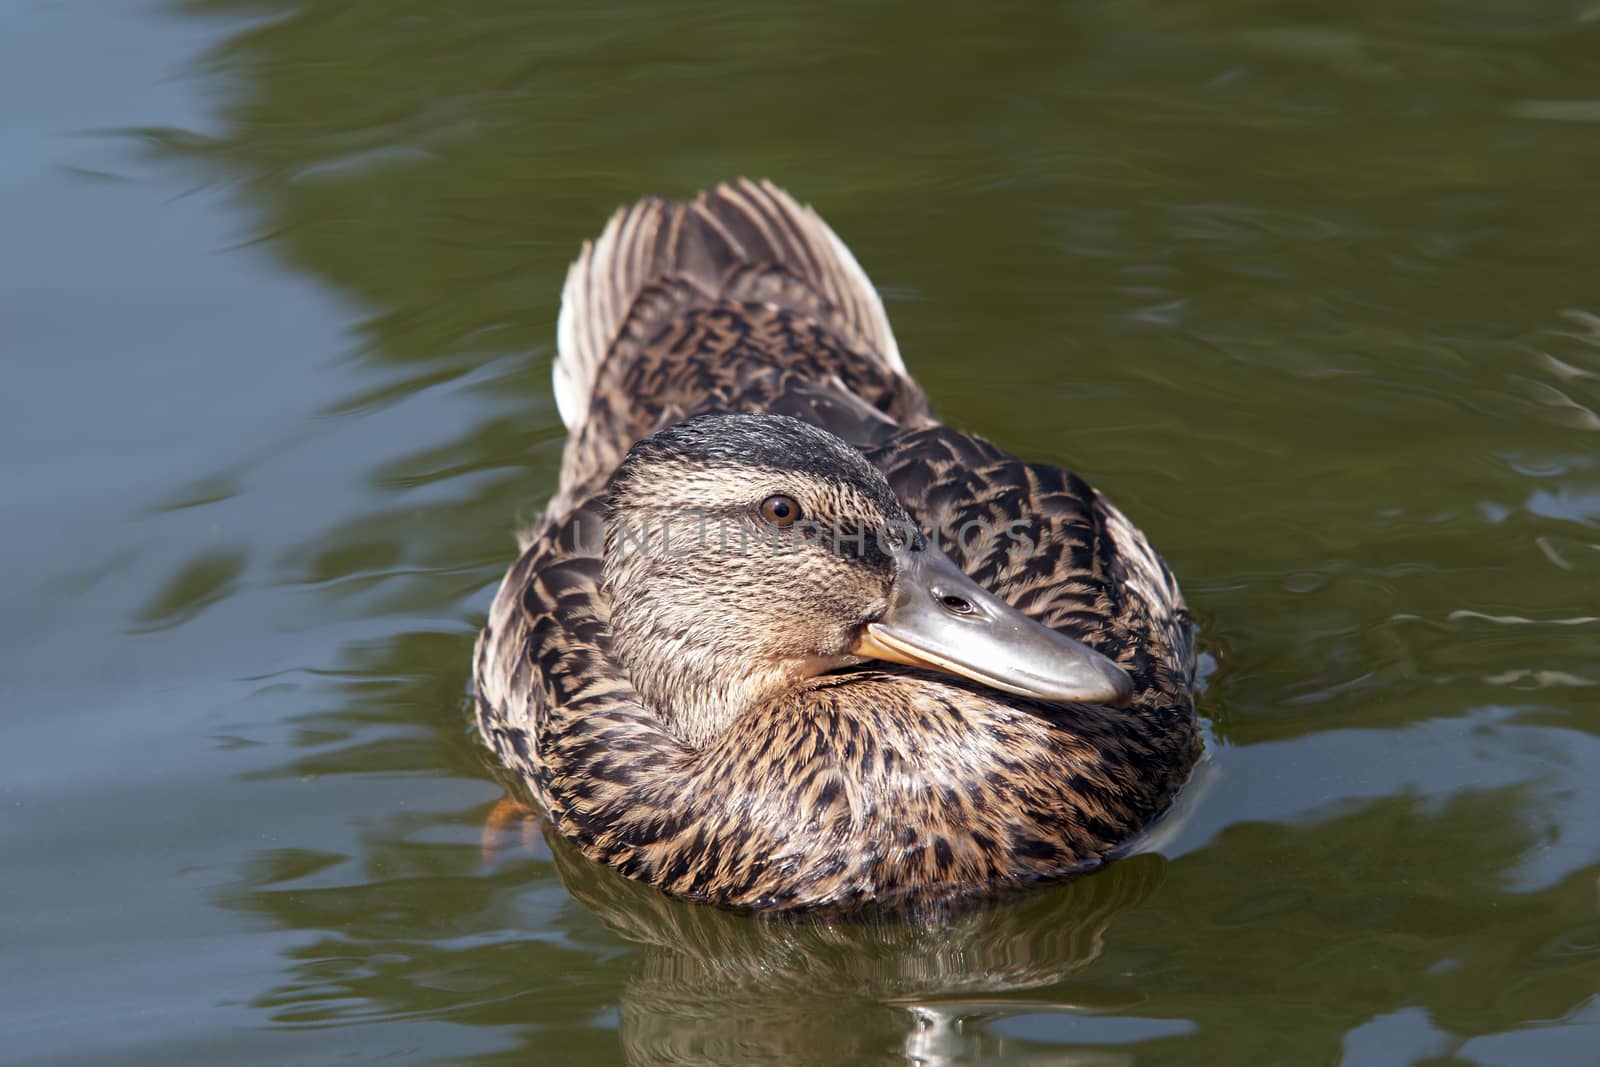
[602,413,1132,747]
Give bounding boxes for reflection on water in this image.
[218,778,1600,1065]
[551,837,1167,1066]
[7,0,1600,1063]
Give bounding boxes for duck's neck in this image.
[648,664,773,748]
[608,629,824,748]
[602,575,858,747]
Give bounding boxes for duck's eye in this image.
[759,494,802,526]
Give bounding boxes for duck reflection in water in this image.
[495,812,1168,1067]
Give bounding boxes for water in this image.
[5,1,1599,1063]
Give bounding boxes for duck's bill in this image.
[850,547,1133,706]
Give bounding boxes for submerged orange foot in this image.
[480,795,546,864]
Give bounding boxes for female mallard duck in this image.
[475,179,1197,912]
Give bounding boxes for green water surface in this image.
[4,1,1600,1064]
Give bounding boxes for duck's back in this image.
[546,179,936,515]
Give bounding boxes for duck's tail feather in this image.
[552,178,906,431]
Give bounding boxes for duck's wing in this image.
[866,427,1196,703]
[475,492,655,810]
[547,179,934,516]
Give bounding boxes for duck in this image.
[474,178,1198,913]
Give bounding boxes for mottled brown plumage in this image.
[474,179,1198,912]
